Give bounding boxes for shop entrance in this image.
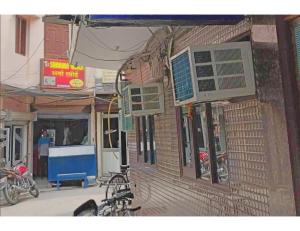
[33,117,89,178]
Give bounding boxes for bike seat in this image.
[120,165,130,170]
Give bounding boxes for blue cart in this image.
[48,145,97,190]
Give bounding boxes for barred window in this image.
[179,103,229,184]
[136,115,156,164]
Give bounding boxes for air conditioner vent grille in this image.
[196,65,214,78]
[143,86,159,94]
[194,51,211,63]
[198,79,216,92]
[214,49,242,61]
[218,76,246,90]
[216,62,244,76]
[144,102,160,110]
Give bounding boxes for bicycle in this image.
[103,165,131,200]
[73,189,141,216]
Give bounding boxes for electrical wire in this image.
[0,85,39,96]
[0,38,44,83]
[0,71,40,75]
[82,30,148,53]
[2,85,120,106]
[75,49,129,62]
[3,26,177,105]
[5,96,32,105]
[37,96,93,106]
[69,16,83,64]
[69,23,162,99]
[95,96,118,105]
[2,74,119,96]
[1,35,71,84]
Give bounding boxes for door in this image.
[12,126,27,166]
[101,113,121,174]
[0,128,10,167]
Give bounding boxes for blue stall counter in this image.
[48,145,97,187]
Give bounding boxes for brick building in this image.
[123,16,300,215]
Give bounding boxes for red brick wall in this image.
[126,16,297,215]
[3,96,30,112]
[44,23,69,59]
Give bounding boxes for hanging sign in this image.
[41,59,85,89]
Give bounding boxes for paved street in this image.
[0,185,106,216]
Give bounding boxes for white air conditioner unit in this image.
[122,83,164,116]
[170,41,256,106]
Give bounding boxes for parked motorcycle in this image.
[198,150,229,182]
[0,162,39,205]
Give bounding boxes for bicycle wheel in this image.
[105,174,128,199]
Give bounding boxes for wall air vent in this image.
[170,41,255,106]
[122,83,164,117]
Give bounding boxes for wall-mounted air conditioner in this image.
[122,83,164,116]
[170,41,255,106]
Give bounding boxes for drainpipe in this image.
[90,88,96,145]
[275,15,300,215]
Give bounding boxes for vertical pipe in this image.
[90,98,96,145]
[96,112,102,177]
[27,120,33,173]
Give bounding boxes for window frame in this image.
[177,34,250,186]
[177,106,197,179]
[15,16,27,56]
[177,102,229,185]
[136,115,156,165]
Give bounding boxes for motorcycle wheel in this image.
[29,186,39,198]
[3,181,19,205]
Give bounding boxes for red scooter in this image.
[1,161,39,205]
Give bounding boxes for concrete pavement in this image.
[0,185,106,216]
